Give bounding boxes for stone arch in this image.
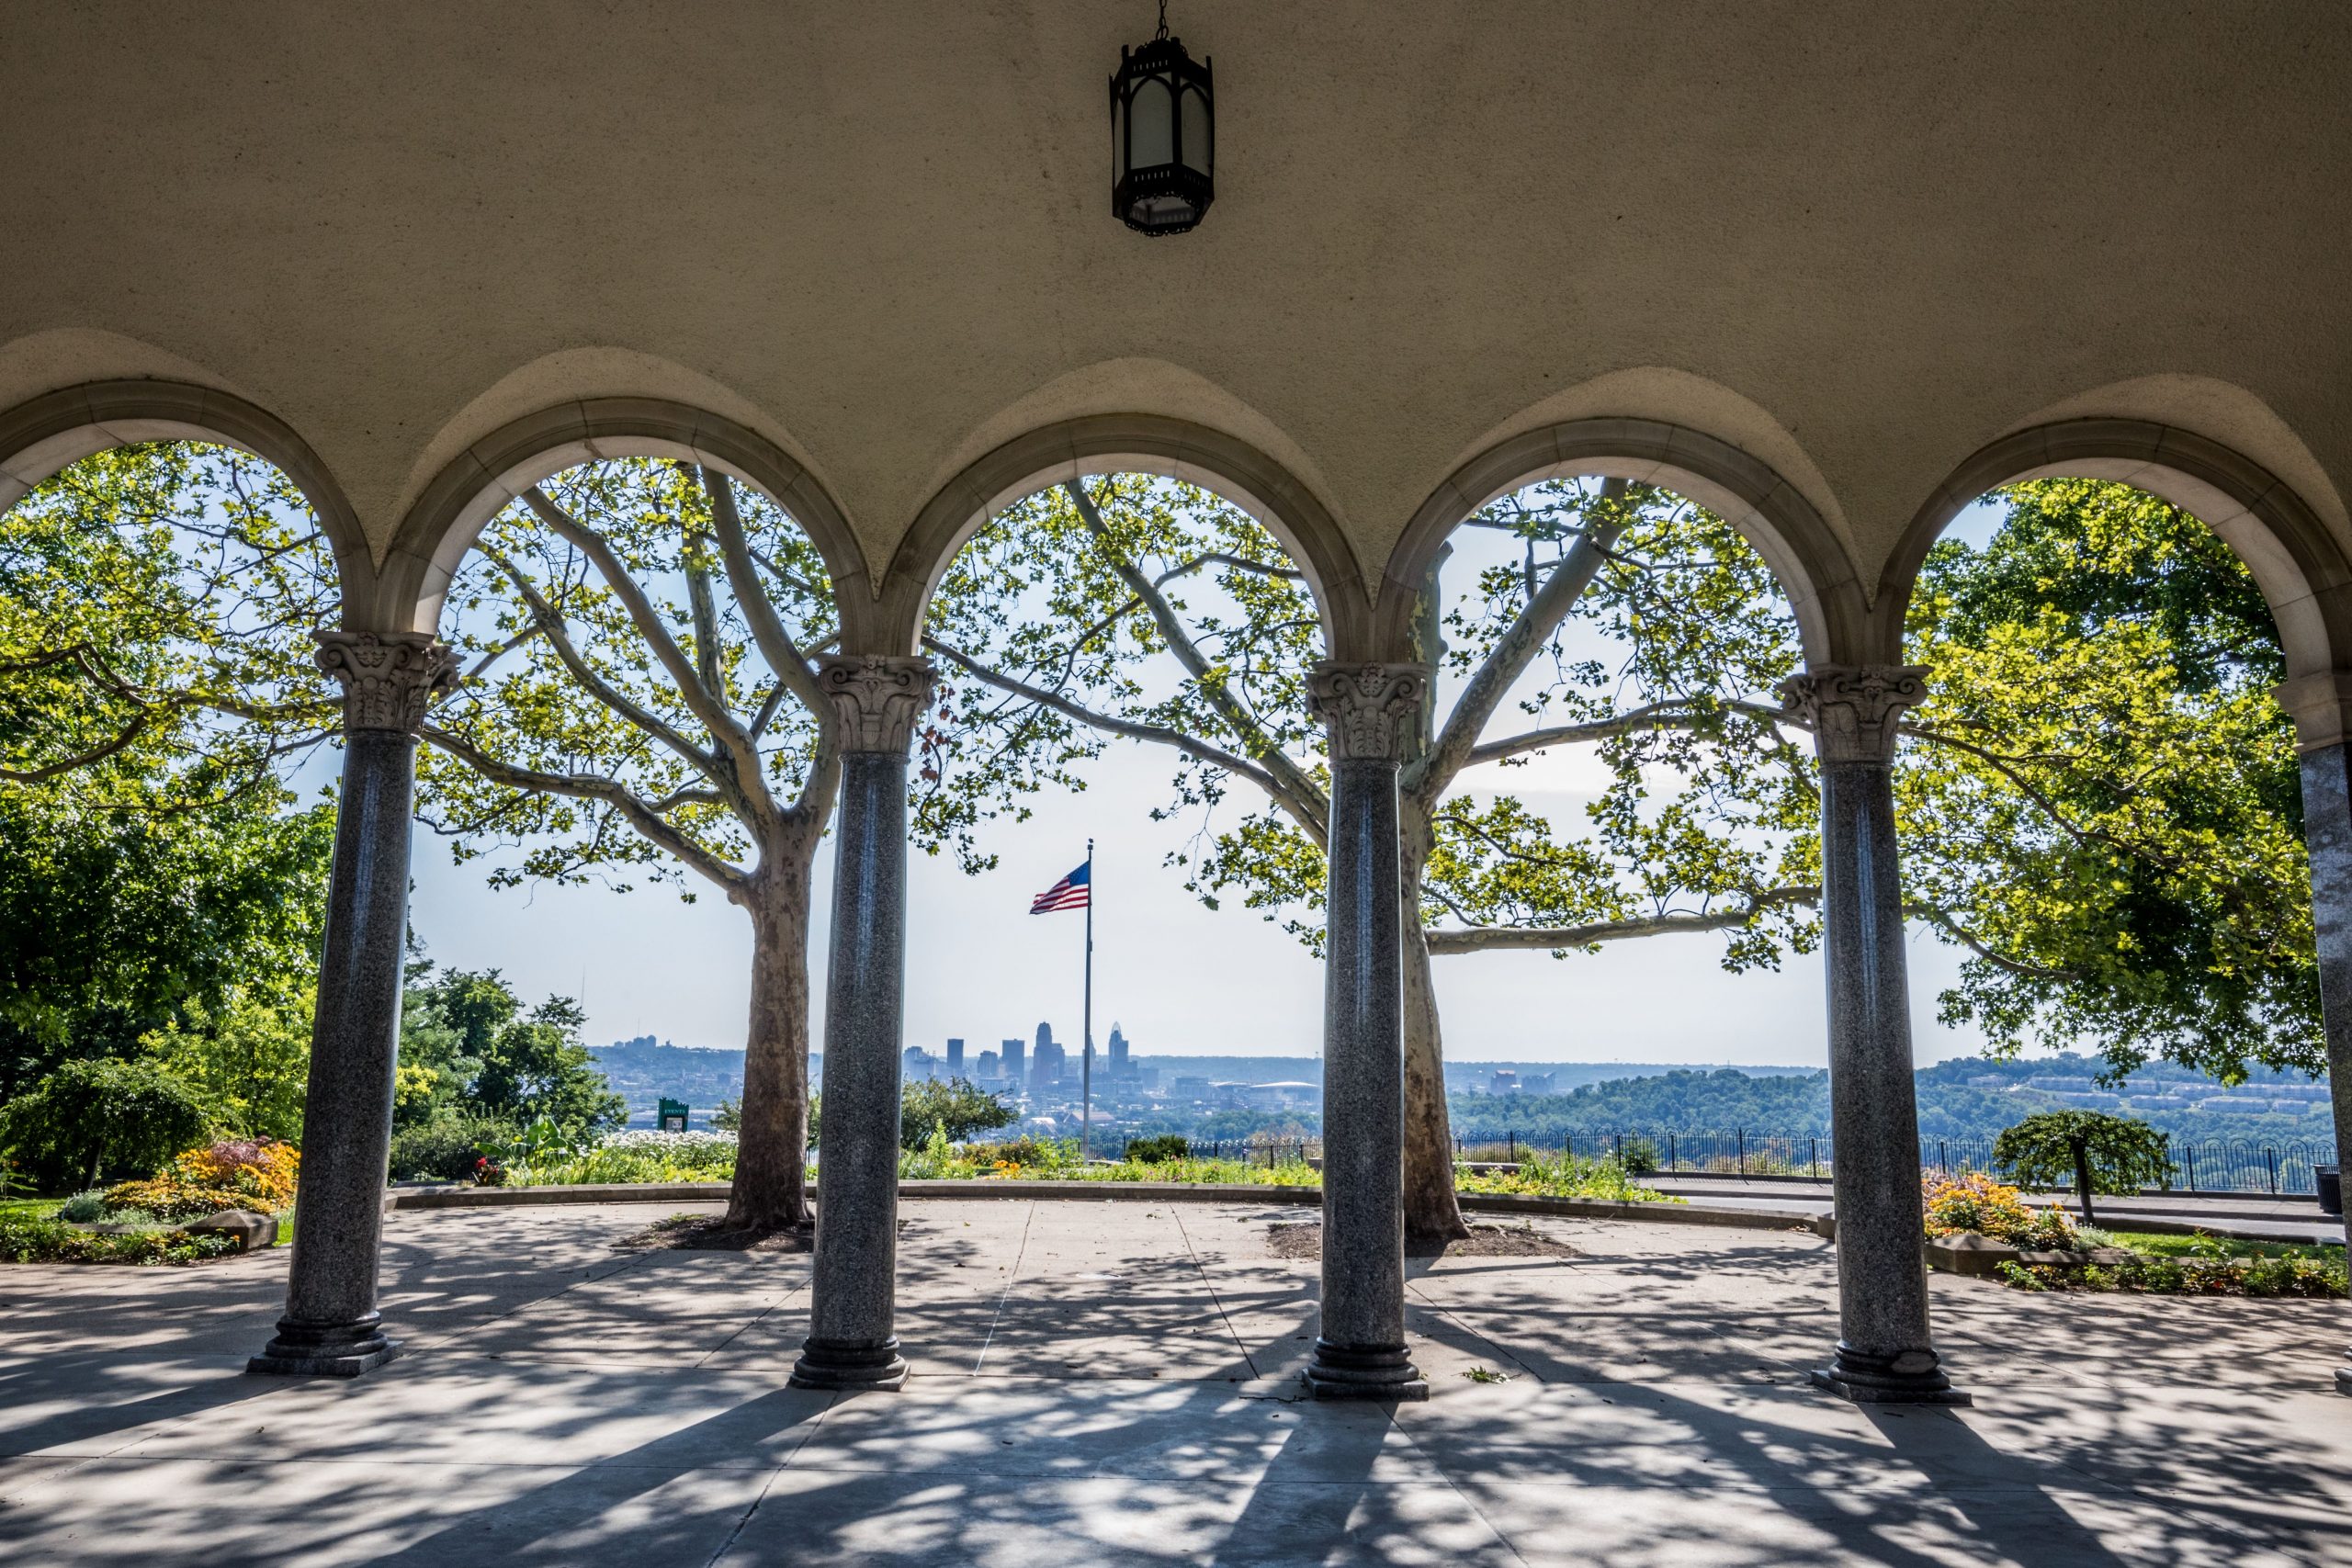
[0,378,373,596]
[1882,421,2352,739]
[1380,418,1868,662]
[378,399,872,641]
[876,414,1366,657]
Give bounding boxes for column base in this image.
[790,1335,909,1392]
[247,1314,400,1379]
[2334,1363,2351,1397]
[1304,1339,1429,1402]
[1809,1341,1970,1406]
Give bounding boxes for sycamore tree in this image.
[920,474,2317,1239]
[1,446,845,1231]
[415,459,842,1230]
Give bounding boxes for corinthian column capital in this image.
[1307,663,1429,763]
[818,655,938,754]
[314,631,458,736]
[1779,664,1928,764]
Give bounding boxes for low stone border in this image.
[384,1179,1828,1236]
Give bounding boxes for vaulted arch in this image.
[379,399,872,642]
[1382,418,1868,663]
[878,413,1365,656]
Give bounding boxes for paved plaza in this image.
[2,1198,2347,1566]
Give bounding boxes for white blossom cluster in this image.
[595,1129,739,1154]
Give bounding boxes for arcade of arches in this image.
[2,4,2349,1404]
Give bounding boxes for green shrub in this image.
[1123,1134,1193,1163]
[387,1113,519,1182]
[0,1212,241,1265]
[56,1190,107,1223]
[1618,1137,1660,1177]
[0,1058,211,1190]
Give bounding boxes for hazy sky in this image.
[401,486,2014,1072]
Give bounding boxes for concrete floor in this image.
[2,1197,2348,1566]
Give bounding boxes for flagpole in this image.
[1080,838,1095,1162]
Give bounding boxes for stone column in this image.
[2272,671,2352,1397]
[792,655,936,1393]
[1303,663,1429,1402]
[251,632,455,1378]
[1781,664,1966,1405]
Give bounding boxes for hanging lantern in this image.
[1109,4,1213,235]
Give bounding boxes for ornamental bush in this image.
[159,1139,300,1208]
[1123,1134,1192,1163]
[1922,1170,2078,1248]
[100,1179,250,1220]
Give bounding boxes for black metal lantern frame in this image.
[1110,14,1213,235]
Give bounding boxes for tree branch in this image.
[1408,479,1631,807]
[1424,885,1818,954]
[922,634,1326,846]
[419,722,748,898]
[1062,479,1330,824]
[519,485,777,824]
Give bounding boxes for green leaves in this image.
[1902,479,2315,1082]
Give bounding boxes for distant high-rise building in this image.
[1002,1037,1025,1085]
[1035,1021,1055,1055]
[977,1049,999,1082]
[1490,1069,1520,1095]
[902,1045,937,1080]
[1032,1035,1066,1093]
[945,1037,965,1075]
[1107,1023,1129,1074]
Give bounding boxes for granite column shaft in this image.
[252,633,454,1378]
[1305,663,1429,1402]
[1783,665,1965,1405]
[793,656,935,1393]
[2289,732,2352,1395]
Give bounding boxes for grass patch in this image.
[2079,1227,2342,1265]
[1453,1148,1677,1203]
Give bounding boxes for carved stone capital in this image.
[1779,664,1928,764]
[1307,663,1429,763]
[819,656,938,754]
[314,631,458,735]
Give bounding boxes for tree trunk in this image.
[726,850,816,1231]
[1398,819,1468,1241]
[2071,1136,2096,1226]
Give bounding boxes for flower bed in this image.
[1922,1171,2077,1248]
[509,1129,741,1186]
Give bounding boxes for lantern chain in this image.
[1156,0,1169,41]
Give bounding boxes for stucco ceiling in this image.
[3,1,2347,621]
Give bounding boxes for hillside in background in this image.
[587,1037,2333,1149]
[1447,1055,2335,1146]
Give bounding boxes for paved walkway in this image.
[3,1198,2347,1565]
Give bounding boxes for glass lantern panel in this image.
[1181,86,1211,175]
[1129,76,1173,169]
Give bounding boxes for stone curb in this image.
[383,1179,1827,1235]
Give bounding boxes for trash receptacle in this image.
[2319,1164,2343,1219]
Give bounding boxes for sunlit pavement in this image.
[3,1199,2346,1565]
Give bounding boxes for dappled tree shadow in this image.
[3,1199,2346,1565]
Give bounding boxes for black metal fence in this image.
[1435,1128,2339,1197]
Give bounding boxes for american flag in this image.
[1030,860,1091,913]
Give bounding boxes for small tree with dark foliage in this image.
[1993,1110,2171,1224]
